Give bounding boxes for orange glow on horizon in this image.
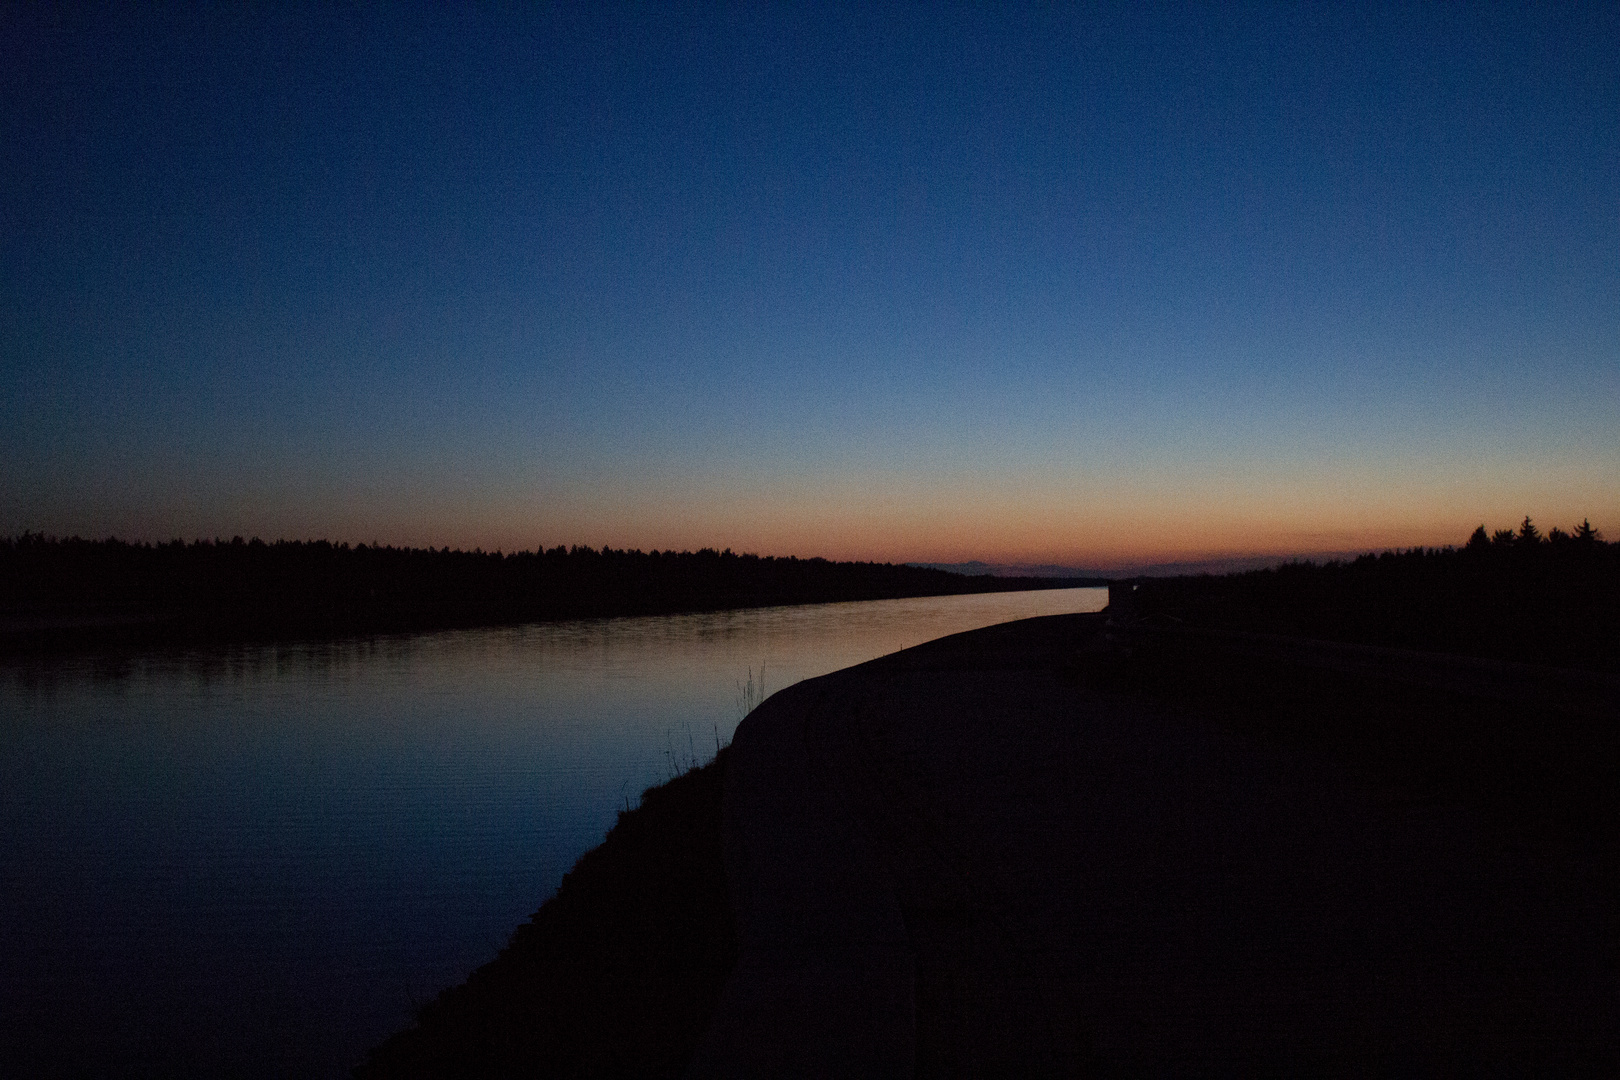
[35,460,1616,573]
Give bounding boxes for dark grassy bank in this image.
[355,751,734,1080]
[0,534,1103,653]
[1128,519,1619,672]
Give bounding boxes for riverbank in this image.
[354,752,735,1079]
[356,611,1617,1075]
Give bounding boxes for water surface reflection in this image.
[0,587,1104,1078]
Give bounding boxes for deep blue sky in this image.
[4,3,1616,567]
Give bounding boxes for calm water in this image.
[0,587,1105,1078]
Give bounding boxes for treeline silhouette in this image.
[1131,518,1619,673]
[0,534,1100,651]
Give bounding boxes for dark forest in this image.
[1129,519,1618,673]
[0,534,1102,652]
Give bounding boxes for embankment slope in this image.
[362,612,1618,1076]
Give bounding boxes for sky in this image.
[3,3,1616,570]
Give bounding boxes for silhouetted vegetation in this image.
[1129,518,1619,672]
[0,534,1101,652]
[355,751,734,1080]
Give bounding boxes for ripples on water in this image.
[0,587,1105,1077]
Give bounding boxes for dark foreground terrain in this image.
[360,608,1616,1076]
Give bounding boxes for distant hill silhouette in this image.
[1125,519,1618,673]
[909,560,1111,581]
[911,554,1381,579]
[0,534,1092,652]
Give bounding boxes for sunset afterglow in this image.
[4,5,1615,569]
